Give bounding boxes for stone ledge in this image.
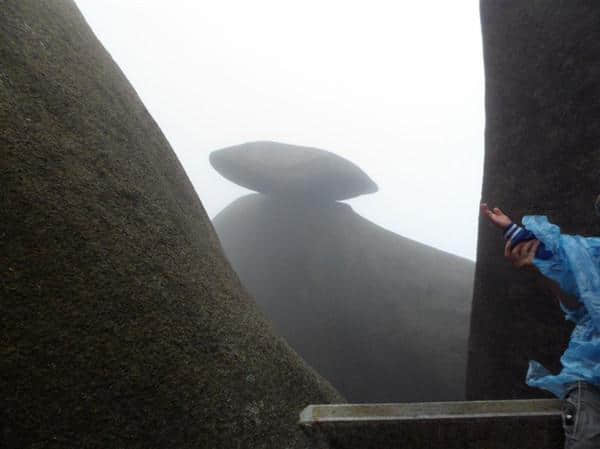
[300,400,564,449]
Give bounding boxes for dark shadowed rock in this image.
[210,141,379,201]
[0,2,342,448]
[467,1,600,400]
[214,194,474,402]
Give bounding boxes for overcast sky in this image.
[74,0,484,260]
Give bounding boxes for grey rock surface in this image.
[0,2,342,448]
[210,141,378,201]
[214,194,474,402]
[467,1,600,400]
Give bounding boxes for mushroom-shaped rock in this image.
[210,141,378,201]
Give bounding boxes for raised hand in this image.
[481,203,513,229]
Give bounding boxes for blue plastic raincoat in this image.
[522,216,600,398]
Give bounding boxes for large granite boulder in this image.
[210,141,378,201]
[467,1,600,400]
[0,2,342,448]
[214,193,475,402]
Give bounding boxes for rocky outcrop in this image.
[210,141,378,201]
[467,1,600,400]
[211,144,474,402]
[0,2,342,448]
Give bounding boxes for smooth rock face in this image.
[0,2,342,448]
[210,141,378,201]
[214,194,474,402]
[467,1,600,400]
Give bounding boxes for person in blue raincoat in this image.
[481,203,600,449]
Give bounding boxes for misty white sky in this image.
[74,0,484,260]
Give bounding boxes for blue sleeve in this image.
[503,222,553,259]
[523,216,600,330]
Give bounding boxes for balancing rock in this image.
[210,141,378,201]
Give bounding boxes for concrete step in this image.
[299,399,564,448]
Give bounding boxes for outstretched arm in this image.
[481,202,580,310]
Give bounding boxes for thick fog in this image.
[73,0,484,260]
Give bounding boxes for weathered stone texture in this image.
[468,1,600,399]
[0,1,341,448]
